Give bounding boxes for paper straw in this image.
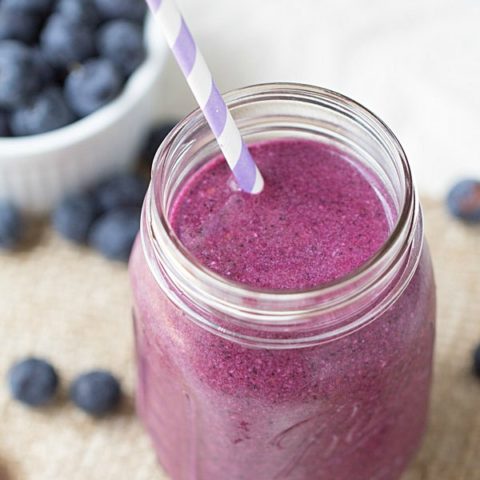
[145,0,264,194]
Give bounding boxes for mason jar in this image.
[129,83,436,480]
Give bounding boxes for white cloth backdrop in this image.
[154,0,480,198]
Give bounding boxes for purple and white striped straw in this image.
[146,0,264,194]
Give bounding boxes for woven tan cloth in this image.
[0,198,479,480]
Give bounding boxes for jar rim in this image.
[143,82,421,343]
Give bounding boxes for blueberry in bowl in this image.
[55,0,101,28]
[2,0,56,17]
[40,13,97,69]
[93,0,147,24]
[0,7,43,44]
[10,87,76,136]
[65,59,124,118]
[0,110,10,137]
[0,3,167,213]
[0,41,44,110]
[97,20,146,76]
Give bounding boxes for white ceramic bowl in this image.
[0,16,168,213]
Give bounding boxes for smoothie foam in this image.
[171,139,391,290]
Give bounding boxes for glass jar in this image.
[129,83,436,480]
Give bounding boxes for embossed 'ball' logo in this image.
[270,402,385,479]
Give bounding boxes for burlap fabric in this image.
[1,198,479,480]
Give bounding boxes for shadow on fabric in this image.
[0,461,11,480]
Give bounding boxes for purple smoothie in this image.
[172,139,390,290]
[130,138,435,480]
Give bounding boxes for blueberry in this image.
[3,0,55,16]
[7,357,59,407]
[0,110,10,136]
[56,0,100,27]
[143,121,178,164]
[70,370,121,416]
[64,58,123,117]
[52,191,99,244]
[0,41,43,109]
[40,14,96,69]
[0,201,23,249]
[474,344,480,378]
[32,48,58,85]
[95,173,148,212]
[89,207,141,261]
[93,0,146,24]
[0,7,43,44]
[97,20,146,77]
[447,179,480,223]
[10,87,75,136]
